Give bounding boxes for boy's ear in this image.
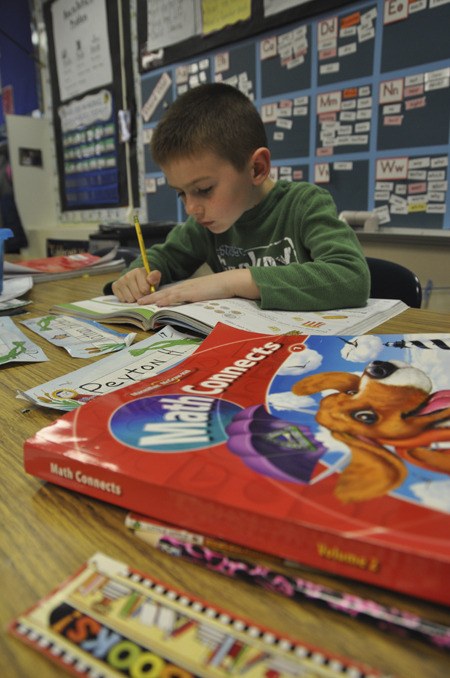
[250,147,271,184]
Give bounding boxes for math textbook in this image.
[50,294,408,335]
[9,552,385,678]
[24,325,450,604]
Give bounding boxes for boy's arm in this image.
[136,269,260,306]
[250,187,371,311]
[250,255,369,311]
[109,220,210,302]
[128,220,208,283]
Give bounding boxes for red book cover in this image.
[24,324,450,604]
[10,252,102,273]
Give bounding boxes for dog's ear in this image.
[292,372,361,396]
[332,432,407,503]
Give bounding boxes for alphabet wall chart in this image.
[138,0,450,232]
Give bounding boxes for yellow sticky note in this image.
[408,202,427,213]
[202,0,251,35]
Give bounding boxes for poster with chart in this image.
[51,0,113,102]
[146,0,201,52]
[44,0,137,213]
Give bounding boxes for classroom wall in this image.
[360,237,450,311]
[0,0,40,130]
[138,0,450,237]
[19,1,450,310]
[135,0,450,311]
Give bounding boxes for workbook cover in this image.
[24,325,450,604]
[9,552,386,678]
[3,249,124,282]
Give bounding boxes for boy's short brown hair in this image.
[151,83,268,170]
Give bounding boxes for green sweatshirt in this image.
[128,180,370,311]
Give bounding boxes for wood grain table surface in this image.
[1,272,449,678]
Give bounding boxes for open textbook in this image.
[50,294,408,336]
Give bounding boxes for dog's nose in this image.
[364,361,399,379]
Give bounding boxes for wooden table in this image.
[1,273,449,678]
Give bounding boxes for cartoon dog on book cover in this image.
[226,334,450,506]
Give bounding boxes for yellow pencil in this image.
[133,215,155,293]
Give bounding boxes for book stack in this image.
[23,324,450,604]
[4,248,124,283]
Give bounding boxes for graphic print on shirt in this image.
[217,236,299,269]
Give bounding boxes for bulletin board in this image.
[43,0,139,216]
[138,0,450,233]
[136,0,355,73]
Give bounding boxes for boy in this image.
[112,83,370,311]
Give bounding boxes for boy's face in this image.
[161,151,262,234]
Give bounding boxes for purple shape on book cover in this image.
[226,404,326,483]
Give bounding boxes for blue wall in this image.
[0,0,39,131]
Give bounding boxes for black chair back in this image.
[366,257,422,308]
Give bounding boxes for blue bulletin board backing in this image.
[0,0,39,130]
[138,0,450,233]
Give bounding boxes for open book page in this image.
[51,295,159,328]
[153,297,409,336]
[52,295,408,336]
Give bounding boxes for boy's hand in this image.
[137,270,260,307]
[112,267,161,303]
